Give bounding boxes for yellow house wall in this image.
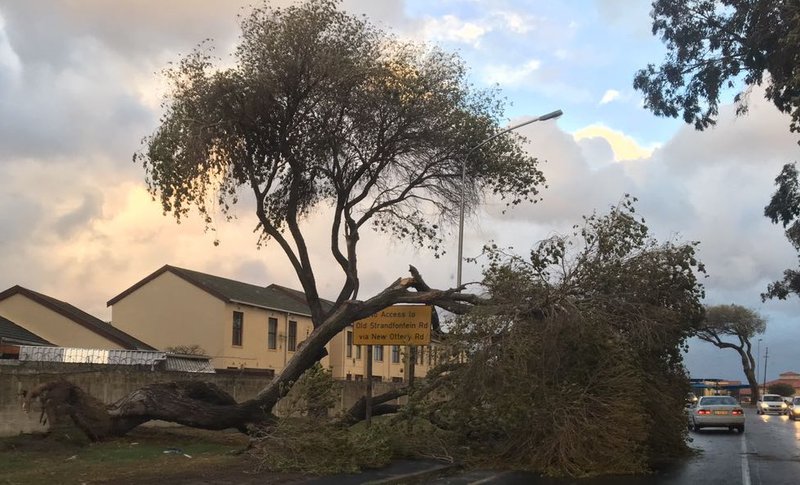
[110,272,226,362]
[219,303,319,371]
[0,294,124,350]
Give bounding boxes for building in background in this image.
[0,285,153,352]
[107,265,437,380]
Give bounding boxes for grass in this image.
[0,426,304,485]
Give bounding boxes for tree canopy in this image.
[132,0,547,418]
[634,0,800,135]
[764,163,800,299]
[136,0,544,323]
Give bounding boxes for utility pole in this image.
[762,346,769,395]
[756,338,762,400]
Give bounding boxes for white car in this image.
[756,394,788,415]
[787,396,800,420]
[689,395,745,432]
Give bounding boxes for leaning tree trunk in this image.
[741,352,760,403]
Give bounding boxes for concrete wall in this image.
[0,361,403,437]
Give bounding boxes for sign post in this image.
[353,305,432,426]
[365,345,373,427]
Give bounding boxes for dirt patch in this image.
[0,426,308,485]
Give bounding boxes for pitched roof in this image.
[0,315,51,346]
[0,286,155,351]
[107,265,331,316]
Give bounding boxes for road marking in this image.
[741,434,751,485]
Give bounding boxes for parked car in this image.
[757,394,788,415]
[787,396,800,420]
[688,395,745,432]
[686,392,699,406]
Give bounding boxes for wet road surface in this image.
[428,411,800,484]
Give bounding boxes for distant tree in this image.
[768,382,796,397]
[763,163,800,300]
[164,344,207,356]
[697,304,766,402]
[634,0,800,135]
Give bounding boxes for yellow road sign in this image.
[353,305,432,345]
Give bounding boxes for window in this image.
[354,374,364,381]
[374,345,384,362]
[417,346,425,365]
[346,331,353,358]
[392,377,403,383]
[355,344,362,360]
[371,375,383,383]
[268,317,277,349]
[287,320,297,352]
[391,345,400,363]
[232,311,243,346]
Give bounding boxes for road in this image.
[427,411,800,485]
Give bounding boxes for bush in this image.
[768,383,796,397]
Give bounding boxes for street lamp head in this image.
[536,109,563,122]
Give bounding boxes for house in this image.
[0,315,51,358]
[107,265,439,380]
[107,265,323,374]
[0,286,154,351]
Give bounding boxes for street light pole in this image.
[756,338,762,394]
[456,109,563,288]
[762,346,769,395]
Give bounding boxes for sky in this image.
[1,0,798,383]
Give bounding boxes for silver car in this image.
[689,395,745,432]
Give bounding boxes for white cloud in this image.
[0,12,21,81]
[482,59,541,86]
[420,14,490,47]
[572,123,658,161]
[491,10,538,34]
[599,89,620,105]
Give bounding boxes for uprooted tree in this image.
[406,198,707,476]
[26,0,547,439]
[697,304,766,402]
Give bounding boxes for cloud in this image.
[482,59,542,86]
[572,123,657,161]
[420,14,490,47]
[599,89,620,104]
[490,10,539,34]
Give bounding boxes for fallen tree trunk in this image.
[22,380,272,441]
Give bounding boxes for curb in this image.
[362,463,460,484]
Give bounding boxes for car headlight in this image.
[782,402,788,408]
[761,402,768,408]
